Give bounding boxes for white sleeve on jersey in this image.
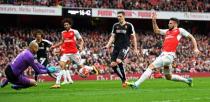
[129,22,135,35]
[74,30,82,39]
[159,29,168,35]
[111,23,117,35]
[179,28,190,37]
[43,39,53,45]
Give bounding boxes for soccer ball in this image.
[79,67,90,78]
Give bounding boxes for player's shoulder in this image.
[178,27,186,31]
[126,21,133,25]
[23,49,34,59]
[113,22,120,27]
[42,39,53,44]
[71,28,79,33]
[61,30,66,34]
[126,22,134,28]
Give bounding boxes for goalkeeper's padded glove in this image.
[47,66,58,73]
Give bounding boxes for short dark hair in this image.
[170,17,179,25]
[33,29,44,37]
[62,18,73,25]
[117,11,125,16]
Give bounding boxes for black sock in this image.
[112,66,123,81]
[34,72,38,81]
[118,63,126,82]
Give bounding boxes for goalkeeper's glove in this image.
[47,66,58,73]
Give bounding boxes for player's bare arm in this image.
[78,38,84,51]
[187,34,201,55]
[104,34,115,49]
[51,37,64,49]
[151,13,161,34]
[131,34,139,55]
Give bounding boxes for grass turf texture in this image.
[0,78,210,102]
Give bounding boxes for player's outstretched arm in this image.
[131,34,139,55]
[188,34,201,55]
[50,37,64,49]
[151,12,160,34]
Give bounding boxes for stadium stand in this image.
[1,0,210,12]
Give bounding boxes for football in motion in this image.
[79,67,90,78]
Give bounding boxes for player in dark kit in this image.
[32,30,53,67]
[104,11,139,87]
[32,30,53,81]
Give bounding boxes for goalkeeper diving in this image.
[0,41,58,90]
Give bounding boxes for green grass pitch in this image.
[0,78,210,102]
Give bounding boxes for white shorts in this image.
[152,52,175,74]
[60,52,83,66]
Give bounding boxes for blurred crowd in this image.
[0,27,209,77]
[64,0,210,12]
[1,0,210,12]
[0,0,61,6]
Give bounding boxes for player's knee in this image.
[29,79,37,86]
[148,64,155,70]
[165,74,172,80]
[111,62,117,67]
[59,61,66,70]
[116,59,122,64]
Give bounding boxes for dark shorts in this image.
[5,65,31,86]
[111,47,130,62]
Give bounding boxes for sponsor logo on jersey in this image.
[116,29,127,34]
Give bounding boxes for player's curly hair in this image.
[33,29,44,37]
[62,18,73,25]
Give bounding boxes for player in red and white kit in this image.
[50,18,98,88]
[127,12,201,88]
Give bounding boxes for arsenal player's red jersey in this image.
[160,28,190,52]
[61,28,82,54]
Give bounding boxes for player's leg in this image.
[60,61,69,85]
[65,60,73,84]
[110,49,124,82]
[1,65,16,88]
[116,48,129,86]
[127,55,163,88]
[165,73,193,87]
[71,52,98,76]
[0,78,9,88]
[51,54,68,88]
[11,75,37,90]
[163,55,193,86]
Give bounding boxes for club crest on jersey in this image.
[69,32,74,35]
[125,25,127,29]
[116,26,119,29]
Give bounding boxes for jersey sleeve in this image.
[27,55,48,74]
[43,39,53,47]
[130,23,135,35]
[111,23,116,35]
[74,30,82,39]
[159,29,168,35]
[179,28,190,37]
